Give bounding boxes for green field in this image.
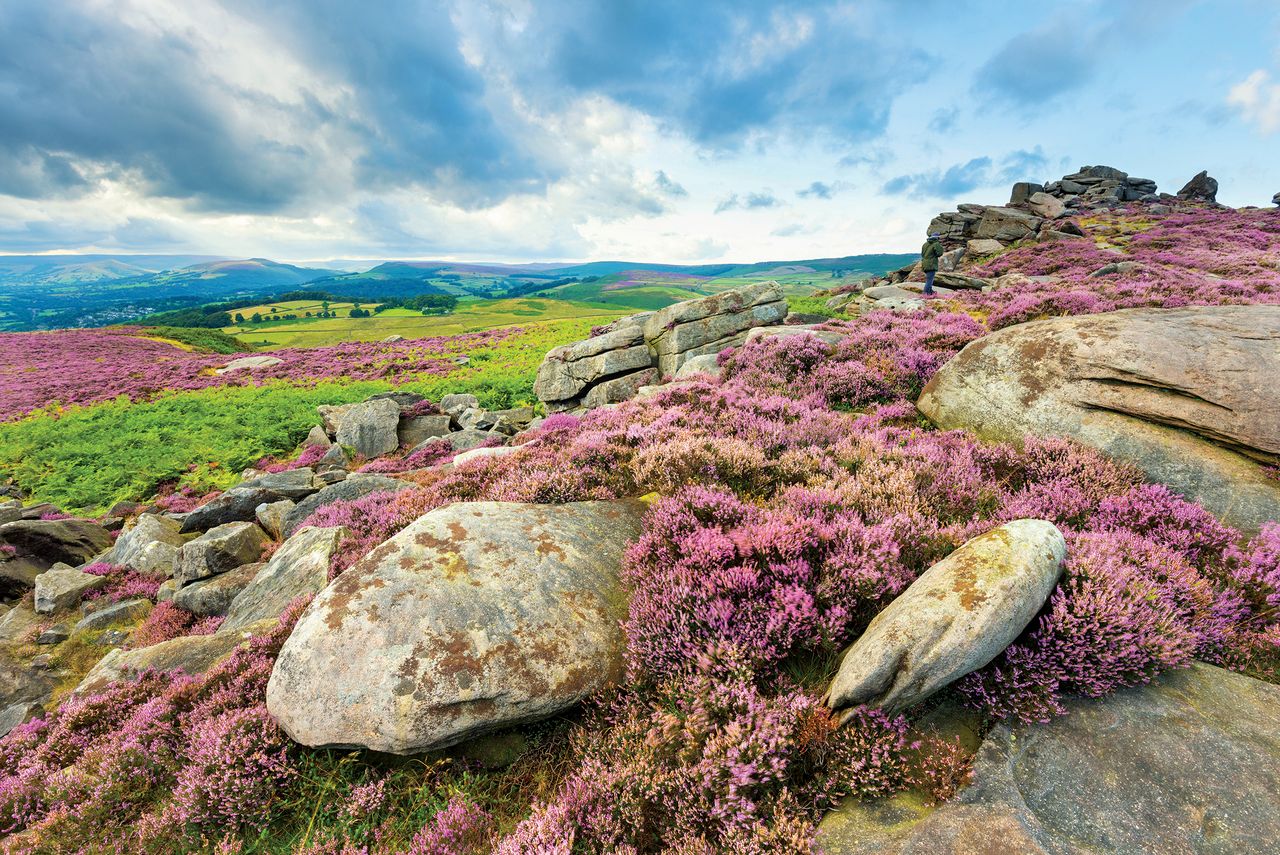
[232,298,381,319]
[224,297,631,347]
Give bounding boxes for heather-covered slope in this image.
[0,190,1278,853]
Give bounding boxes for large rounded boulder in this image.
[918,306,1280,535]
[267,499,648,754]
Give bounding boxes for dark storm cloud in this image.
[501,0,934,148]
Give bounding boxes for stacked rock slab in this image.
[534,283,786,412]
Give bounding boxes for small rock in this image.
[303,425,332,448]
[826,520,1066,715]
[172,562,263,616]
[1026,191,1065,219]
[75,619,276,692]
[37,624,70,645]
[436,429,494,453]
[336,399,402,458]
[105,513,183,577]
[674,353,723,380]
[179,487,282,534]
[964,238,1005,256]
[317,403,358,436]
[452,444,521,467]
[156,579,178,603]
[34,564,108,613]
[95,629,129,647]
[382,334,405,342]
[315,444,350,473]
[439,393,480,418]
[215,355,284,375]
[315,470,346,485]
[73,598,153,632]
[255,500,295,540]
[30,654,53,670]
[174,522,269,587]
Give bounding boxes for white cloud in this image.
[1228,70,1280,134]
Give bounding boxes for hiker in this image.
[920,232,944,296]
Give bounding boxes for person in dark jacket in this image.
[920,232,944,296]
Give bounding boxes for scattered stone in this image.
[156,579,178,603]
[236,468,318,500]
[382,334,405,342]
[1177,169,1218,202]
[918,306,1280,535]
[673,353,723,379]
[283,474,411,537]
[268,499,649,754]
[964,238,1004,256]
[179,487,281,534]
[315,470,346,485]
[435,429,494,454]
[73,598,153,632]
[255,500,294,540]
[439,393,480,418]
[95,630,128,646]
[818,664,1280,855]
[335,398,401,458]
[75,619,276,692]
[398,414,453,449]
[34,563,108,613]
[315,444,350,473]
[215,355,284,375]
[0,519,114,570]
[1025,191,1066,219]
[221,526,348,633]
[104,513,184,577]
[174,521,269,587]
[303,425,332,448]
[1089,260,1142,277]
[172,562,263,617]
[37,624,70,645]
[826,520,1066,715]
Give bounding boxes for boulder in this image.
[314,444,350,473]
[918,306,1280,534]
[1177,169,1218,202]
[674,353,724,379]
[73,598,152,632]
[179,487,282,533]
[34,564,108,613]
[817,664,1280,855]
[335,398,401,458]
[932,272,990,291]
[826,520,1065,715]
[1025,191,1065,219]
[220,526,348,632]
[236,468,318,500]
[105,513,183,577]
[1,658,54,738]
[255,499,294,540]
[215,355,283,375]
[965,238,1005,257]
[435,429,495,454]
[744,326,847,347]
[1271,191,1280,207]
[581,368,661,409]
[75,619,276,693]
[317,403,358,436]
[0,502,60,526]
[267,499,648,754]
[282,474,411,537]
[439,393,480,418]
[366,391,427,410]
[534,342,653,403]
[973,207,1042,242]
[398,414,453,449]
[1008,182,1044,205]
[172,562,263,616]
[174,521,269,587]
[0,519,114,570]
[644,283,787,375]
[303,425,332,448]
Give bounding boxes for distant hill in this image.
[0,252,915,331]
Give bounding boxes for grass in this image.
[0,317,605,513]
[232,299,383,319]
[223,298,630,348]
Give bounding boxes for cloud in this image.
[715,191,782,213]
[996,147,1051,183]
[461,1,934,150]
[928,108,959,133]
[797,181,833,199]
[654,171,688,197]
[1229,70,1280,134]
[771,223,808,237]
[882,157,993,199]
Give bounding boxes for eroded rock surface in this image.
[221,525,348,632]
[818,663,1280,855]
[918,306,1280,534]
[826,520,1065,715]
[267,499,648,754]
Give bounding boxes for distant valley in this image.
[0,252,915,333]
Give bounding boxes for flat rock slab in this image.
[34,564,108,613]
[827,519,1066,715]
[0,519,114,569]
[918,306,1280,535]
[215,355,283,374]
[818,663,1280,855]
[267,499,648,754]
[75,619,276,694]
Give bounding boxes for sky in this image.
[1,0,1278,264]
